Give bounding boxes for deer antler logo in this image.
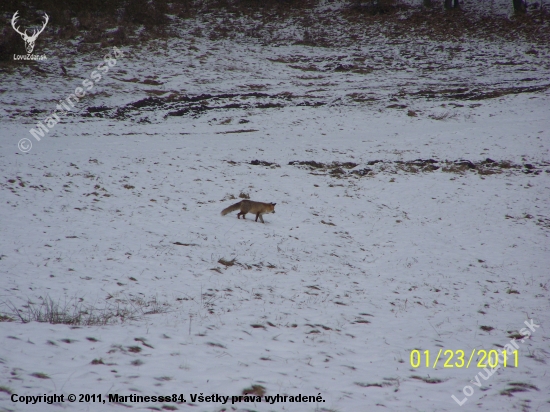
[11,11,49,54]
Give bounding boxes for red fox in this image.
[221,200,276,223]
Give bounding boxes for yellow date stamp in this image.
[410,349,519,369]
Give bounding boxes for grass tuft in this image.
[218,257,236,267]
[0,314,14,322]
[3,294,169,326]
[411,375,443,384]
[31,372,50,379]
[0,386,13,395]
[242,384,266,396]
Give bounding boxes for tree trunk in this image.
[513,0,526,13]
[423,0,432,7]
[444,0,453,10]
[453,0,459,8]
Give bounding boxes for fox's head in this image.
[269,202,276,213]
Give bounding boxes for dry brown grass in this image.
[441,164,470,174]
[242,384,266,396]
[2,294,169,325]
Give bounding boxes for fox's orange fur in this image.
[221,200,276,223]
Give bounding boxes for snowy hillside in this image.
[1,3,549,412]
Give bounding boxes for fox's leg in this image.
[256,213,265,223]
[239,212,246,219]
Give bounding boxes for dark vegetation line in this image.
[1,1,548,61]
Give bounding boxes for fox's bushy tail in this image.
[221,201,242,216]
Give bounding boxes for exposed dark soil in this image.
[81,92,326,121]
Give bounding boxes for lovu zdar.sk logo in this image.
[12,10,49,61]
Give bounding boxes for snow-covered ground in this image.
[1,9,549,411]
